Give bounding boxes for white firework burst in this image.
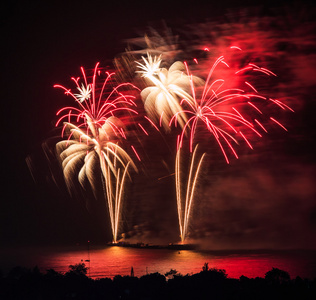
[74,84,92,103]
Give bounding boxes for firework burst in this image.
[169,51,293,242]
[55,63,138,243]
[136,54,202,130]
[170,54,293,163]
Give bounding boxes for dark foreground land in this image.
[1,263,315,300]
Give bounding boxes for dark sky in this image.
[1,0,315,249]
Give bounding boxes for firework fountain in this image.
[54,63,138,243]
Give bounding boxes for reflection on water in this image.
[1,245,315,279]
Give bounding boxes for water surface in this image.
[1,245,315,279]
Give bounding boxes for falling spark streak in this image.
[230,46,242,51]
[239,131,253,149]
[138,123,148,135]
[270,117,288,131]
[144,116,160,131]
[247,102,263,114]
[274,100,295,112]
[55,64,138,243]
[176,145,205,242]
[245,81,258,93]
[131,145,141,161]
[255,119,268,133]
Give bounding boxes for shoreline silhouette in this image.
[1,262,315,299]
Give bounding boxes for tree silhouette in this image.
[265,267,290,284]
[65,263,88,277]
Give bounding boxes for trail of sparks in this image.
[176,145,205,242]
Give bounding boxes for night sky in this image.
[1,0,315,249]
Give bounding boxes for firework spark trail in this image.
[55,64,138,243]
[176,145,205,242]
